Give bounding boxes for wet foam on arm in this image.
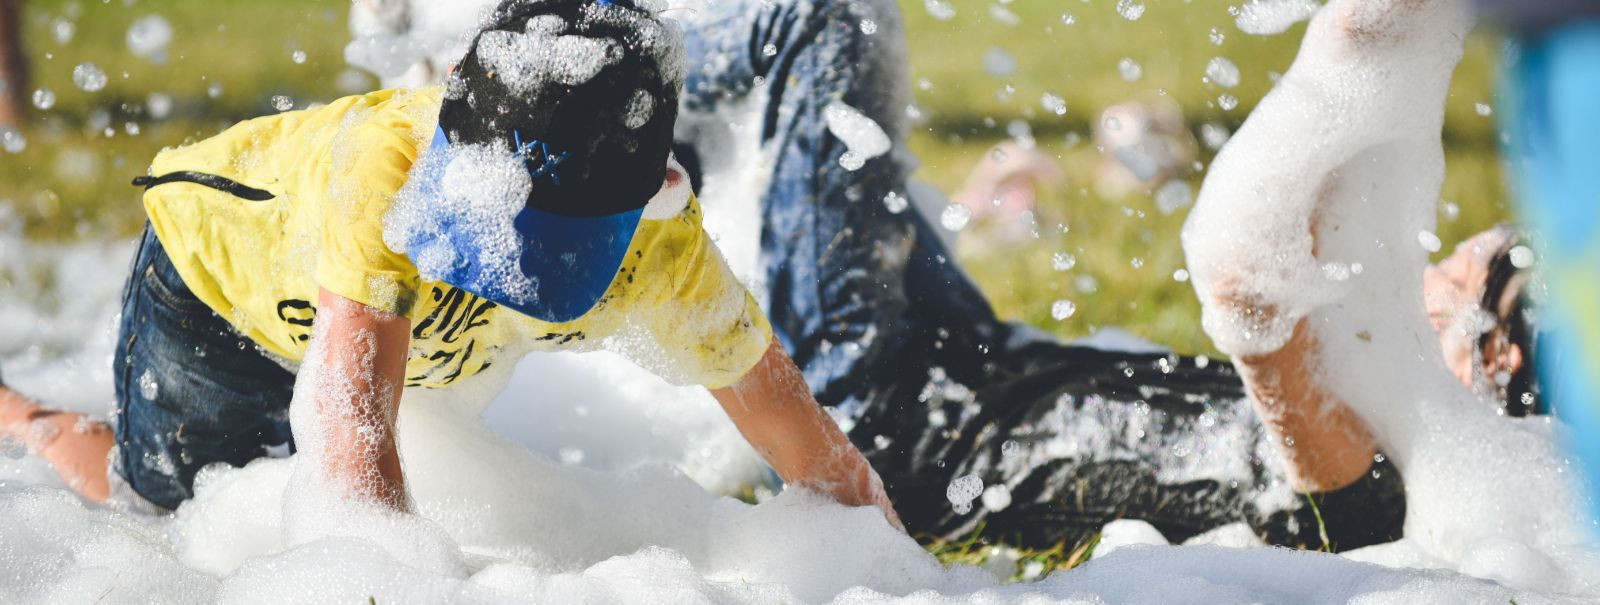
[626,195,900,523]
[1182,0,1468,492]
[711,338,904,531]
[306,288,413,511]
[1232,320,1379,492]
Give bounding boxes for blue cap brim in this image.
[503,205,641,323]
[413,126,643,324]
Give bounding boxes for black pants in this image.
[844,218,1402,550]
[853,333,1405,551]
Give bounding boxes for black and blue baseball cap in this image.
[409,0,681,323]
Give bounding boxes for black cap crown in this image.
[438,0,682,217]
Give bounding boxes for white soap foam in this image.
[346,0,491,86]
[383,138,538,306]
[824,101,893,171]
[672,88,777,297]
[4,128,1592,604]
[476,29,624,93]
[0,171,1585,605]
[1094,519,1171,558]
[1205,56,1242,88]
[1235,0,1323,36]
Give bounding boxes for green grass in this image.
[900,0,1513,356]
[926,522,1100,582]
[2,0,360,239]
[1306,490,1333,553]
[1,0,1514,355]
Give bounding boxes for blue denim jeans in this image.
[111,227,296,510]
[676,0,1014,420]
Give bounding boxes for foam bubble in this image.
[1,128,24,154]
[1509,245,1535,269]
[983,48,1017,78]
[1051,299,1076,320]
[71,63,108,92]
[1118,57,1143,81]
[51,19,74,44]
[824,101,892,171]
[1094,519,1169,558]
[1205,57,1241,88]
[1052,252,1076,271]
[1417,230,1442,253]
[31,88,55,110]
[623,89,655,130]
[946,474,983,514]
[1117,0,1146,21]
[940,203,972,232]
[1040,92,1068,116]
[1156,180,1193,215]
[127,15,175,61]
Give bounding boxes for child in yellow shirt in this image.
[0,0,900,527]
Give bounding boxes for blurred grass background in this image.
[0,0,1512,357]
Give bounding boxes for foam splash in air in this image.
[824,101,892,171]
[127,15,175,62]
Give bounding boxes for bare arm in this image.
[313,288,411,511]
[711,338,904,531]
[1201,219,1379,493]
[1233,318,1378,492]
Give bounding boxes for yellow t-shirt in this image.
[141,87,771,390]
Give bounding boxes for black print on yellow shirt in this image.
[276,299,316,343]
[412,285,497,342]
[406,285,499,387]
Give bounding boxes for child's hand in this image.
[711,338,906,533]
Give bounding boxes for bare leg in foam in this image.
[0,384,114,501]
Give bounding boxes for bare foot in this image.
[0,386,114,501]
